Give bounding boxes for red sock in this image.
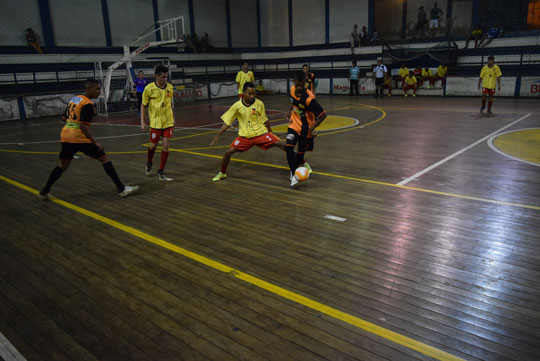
[147,147,156,163]
[159,151,169,171]
[481,99,486,107]
[488,100,493,110]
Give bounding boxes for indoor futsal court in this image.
[2,0,540,360]
[1,94,540,361]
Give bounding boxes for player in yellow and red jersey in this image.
[140,65,175,182]
[39,79,138,199]
[210,82,287,182]
[286,70,327,188]
[478,56,502,114]
[235,61,255,100]
[303,64,316,94]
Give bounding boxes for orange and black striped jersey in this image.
[60,95,95,143]
[305,72,316,93]
[288,86,325,138]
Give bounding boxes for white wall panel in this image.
[329,0,368,43]
[193,0,228,47]
[50,0,106,46]
[108,0,154,46]
[157,0,191,39]
[260,0,289,47]
[230,0,258,47]
[292,0,325,46]
[1,0,42,46]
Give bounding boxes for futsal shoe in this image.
[303,162,313,174]
[487,109,492,114]
[38,191,53,200]
[118,185,139,197]
[413,94,416,97]
[404,94,408,97]
[290,174,299,188]
[388,93,392,96]
[145,162,153,176]
[480,107,485,113]
[212,171,227,182]
[157,171,173,182]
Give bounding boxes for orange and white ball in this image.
[294,167,309,181]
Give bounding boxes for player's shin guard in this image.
[103,161,124,192]
[42,166,64,193]
[159,151,169,171]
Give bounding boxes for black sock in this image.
[103,161,124,192]
[286,147,297,173]
[296,152,305,167]
[42,166,64,194]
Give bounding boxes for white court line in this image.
[487,127,540,167]
[0,331,27,361]
[397,113,533,186]
[0,133,146,145]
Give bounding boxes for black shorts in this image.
[59,142,106,159]
[286,128,314,152]
[375,77,384,87]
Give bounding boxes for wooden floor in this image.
[1,94,539,361]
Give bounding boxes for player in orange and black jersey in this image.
[302,64,316,95]
[39,79,138,199]
[286,70,327,188]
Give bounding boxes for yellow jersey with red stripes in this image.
[305,72,316,93]
[236,70,255,94]
[142,82,174,129]
[288,86,325,138]
[221,98,268,138]
[404,75,418,85]
[60,95,95,143]
[480,64,502,89]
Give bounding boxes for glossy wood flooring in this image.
[1,95,539,361]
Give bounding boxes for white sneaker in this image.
[290,174,299,188]
[157,172,173,182]
[118,185,139,197]
[38,191,53,200]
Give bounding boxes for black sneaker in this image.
[145,162,153,176]
[487,109,492,114]
[157,170,173,182]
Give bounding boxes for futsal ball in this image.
[294,167,309,181]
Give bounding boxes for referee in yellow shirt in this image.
[478,56,501,114]
[140,65,175,181]
[235,62,254,99]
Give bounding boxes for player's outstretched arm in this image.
[210,123,230,146]
[80,123,103,151]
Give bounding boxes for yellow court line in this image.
[169,129,219,141]
[0,149,58,155]
[172,148,540,211]
[0,174,465,361]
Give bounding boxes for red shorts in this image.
[482,88,495,95]
[150,127,173,143]
[230,132,280,152]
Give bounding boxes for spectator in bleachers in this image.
[202,33,213,53]
[351,24,360,54]
[403,70,418,97]
[372,59,387,98]
[434,63,447,87]
[184,34,195,53]
[26,28,43,54]
[422,66,434,88]
[349,60,360,96]
[371,26,380,45]
[480,27,503,48]
[395,63,409,89]
[361,26,369,46]
[192,33,202,52]
[413,65,423,85]
[415,6,428,38]
[303,64,316,94]
[428,3,443,37]
[465,28,483,49]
